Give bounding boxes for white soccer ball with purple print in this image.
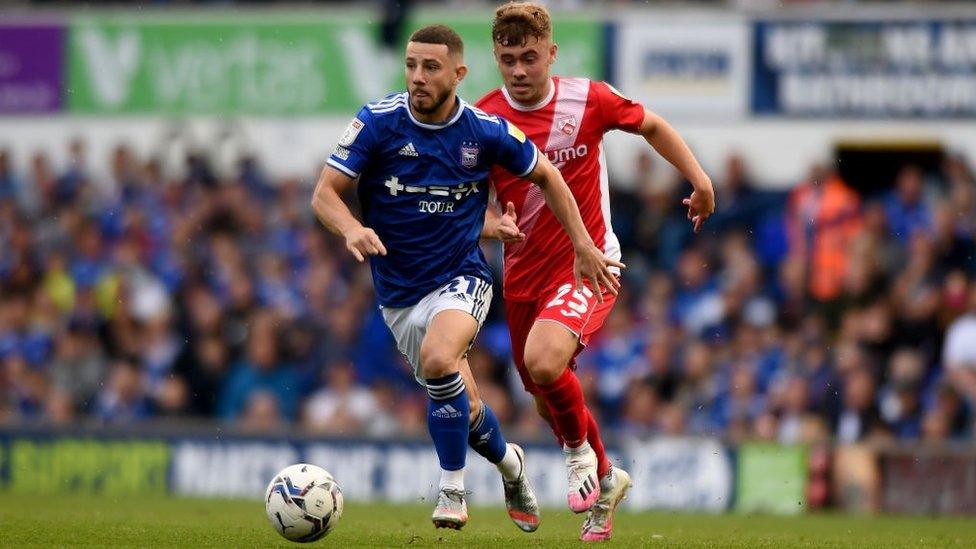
[265,463,344,542]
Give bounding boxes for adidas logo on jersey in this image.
[432,404,464,419]
[398,142,419,157]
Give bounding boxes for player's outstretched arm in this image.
[311,165,387,262]
[525,155,624,300]
[638,109,716,233]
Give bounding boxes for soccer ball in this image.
[265,464,344,542]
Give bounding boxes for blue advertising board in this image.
[752,20,976,118]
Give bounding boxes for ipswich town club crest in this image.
[460,143,480,168]
[557,115,577,135]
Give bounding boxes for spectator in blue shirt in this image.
[884,165,934,240]
[218,312,300,421]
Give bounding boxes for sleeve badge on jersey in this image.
[506,120,527,143]
[460,142,481,168]
[332,145,350,161]
[338,117,365,147]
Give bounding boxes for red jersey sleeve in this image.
[592,81,645,134]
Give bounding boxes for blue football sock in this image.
[426,372,470,472]
[468,401,508,464]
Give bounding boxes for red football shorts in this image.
[505,278,618,395]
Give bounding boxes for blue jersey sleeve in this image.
[493,117,538,178]
[326,106,376,178]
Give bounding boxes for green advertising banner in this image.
[4,439,169,495]
[736,443,808,515]
[67,13,603,115]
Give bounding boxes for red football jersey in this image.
[476,76,646,301]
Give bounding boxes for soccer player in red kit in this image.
[477,2,716,541]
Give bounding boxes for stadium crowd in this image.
[1,140,975,445]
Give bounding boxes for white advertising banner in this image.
[169,437,731,511]
[624,437,733,512]
[171,440,583,508]
[614,18,749,120]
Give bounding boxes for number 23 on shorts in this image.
[544,283,595,320]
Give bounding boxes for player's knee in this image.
[526,359,565,385]
[419,344,459,379]
[524,341,568,385]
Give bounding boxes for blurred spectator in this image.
[153,376,190,418]
[95,360,152,424]
[48,321,107,414]
[883,165,934,241]
[831,367,888,444]
[56,138,89,206]
[711,153,774,234]
[174,334,229,416]
[675,341,719,435]
[302,359,384,436]
[943,287,976,416]
[0,149,29,212]
[932,205,974,275]
[943,154,976,243]
[889,233,942,352]
[217,312,300,421]
[673,247,723,335]
[926,381,971,440]
[618,381,660,438]
[580,306,644,412]
[786,164,862,306]
[240,391,285,433]
[622,150,689,271]
[922,408,951,441]
[776,375,816,444]
[713,362,766,441]
[44,388,75,425]
[878,349,927,439]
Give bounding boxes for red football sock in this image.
[586,408,611,477]
[538,368,588,448]
[536,397,566,447]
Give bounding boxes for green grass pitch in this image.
[1,494,975,547]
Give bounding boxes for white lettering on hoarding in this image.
[172,442,299,497]
[77,27,141,107]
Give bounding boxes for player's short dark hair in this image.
[408,24,464,58]
[492,1,552,47]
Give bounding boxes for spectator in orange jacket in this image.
[786,164,863,304]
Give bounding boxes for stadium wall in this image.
[1,8,975,188]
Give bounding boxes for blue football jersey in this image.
[326,92,539,307]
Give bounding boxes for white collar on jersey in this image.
[406,96,467,130]
[501,78,556,112]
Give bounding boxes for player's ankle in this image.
[599,466,615,491]
[439,468,465,493]
[496,444,522,481]
[564,440,592,455]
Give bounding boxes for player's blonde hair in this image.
[492,1,552,47]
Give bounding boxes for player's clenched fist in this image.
[572,242,625,303]
[344,226,388,262]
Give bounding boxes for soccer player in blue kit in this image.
[311,24,622,531]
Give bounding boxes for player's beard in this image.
[410,86,451,115]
